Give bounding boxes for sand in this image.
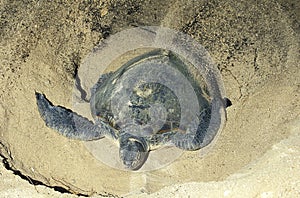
[0,0,299,197]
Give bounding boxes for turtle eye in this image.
[136,152,141,160]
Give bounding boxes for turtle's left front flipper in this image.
[35,92,113,141]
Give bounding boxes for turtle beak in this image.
[119,136,149,170]
[124,160,140,170]
[120,149,149,171]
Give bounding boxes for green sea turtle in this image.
[36,49,230,170]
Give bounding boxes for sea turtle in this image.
[36,49,231,170]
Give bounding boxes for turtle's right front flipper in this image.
[35,92,115,141]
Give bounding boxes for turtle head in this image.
[119,134,149,170]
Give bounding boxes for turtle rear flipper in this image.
[35,92,114,141]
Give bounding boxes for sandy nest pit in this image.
[0,0,299,197]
